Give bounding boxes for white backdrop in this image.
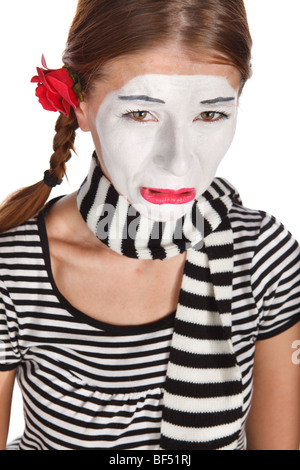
[1,0,299,444]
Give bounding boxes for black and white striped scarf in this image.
[77,154,244,450]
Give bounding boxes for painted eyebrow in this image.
[118,95,165,104]
[200,96,236,105]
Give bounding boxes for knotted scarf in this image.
[77,153,244,450]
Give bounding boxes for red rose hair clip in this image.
[31,55,84,117]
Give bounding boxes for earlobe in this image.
[75,102,91,132]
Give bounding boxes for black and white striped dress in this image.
[1,202,299,450]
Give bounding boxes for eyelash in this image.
[195,111,230,123]
[121,110,230,123]
[121,110,156,123]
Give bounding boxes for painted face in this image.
[95,74,238,222]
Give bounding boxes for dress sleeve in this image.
[0,281,21,370]
[251,213,300,340]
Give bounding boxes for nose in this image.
[154,120,192,177]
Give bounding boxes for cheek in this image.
[192,121,237,164]
[97,119,158,170]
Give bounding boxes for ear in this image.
[74,101,91,132]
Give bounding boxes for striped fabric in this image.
[1,196,300,449]
[8,306,175,450]
[160,219,243,450]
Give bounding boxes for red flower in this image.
[31,56,80,117]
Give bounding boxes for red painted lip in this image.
[141,187,196,205]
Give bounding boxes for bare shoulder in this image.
[44,191,108,283]
[45,192,101,249]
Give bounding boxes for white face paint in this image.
[95,74,238,221]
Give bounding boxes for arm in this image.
[246,323,300,450]
[0,369,16,450]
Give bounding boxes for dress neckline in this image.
[37,203,176,335]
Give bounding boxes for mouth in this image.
[140,187,196,205]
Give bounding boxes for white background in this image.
[1,0,299,444]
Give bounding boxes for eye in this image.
[195,111,229,122]
[125,111,156,122]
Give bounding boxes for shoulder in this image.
[0,218,40,253]
[229,202,300,282]
[0,218,43,282]
[229,201,300,338]
[229,201,300,259]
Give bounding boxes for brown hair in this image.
[0,0,252,233]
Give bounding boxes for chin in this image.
[133,199,195,223]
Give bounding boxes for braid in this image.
[49,108,79,183]
[0,112,79,233]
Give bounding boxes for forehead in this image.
[116,73,236,98]
[90,47,241,104]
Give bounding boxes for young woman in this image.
[0,0,299,451]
